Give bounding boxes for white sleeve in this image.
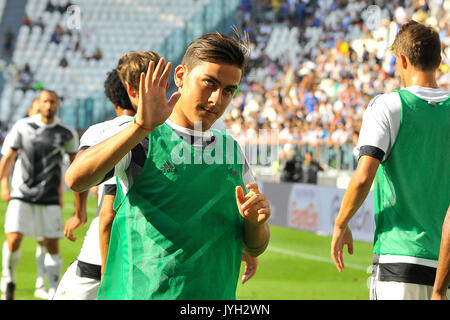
[7,120,24,151]
[242,158,256,186]
[236,140,255,185]
[1,132,13,155]
[64,127,79,155]
[356,92,401,161]
[79,123,102,149]
[80,120,132,182]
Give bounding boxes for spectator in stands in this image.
[45,0,56,13]
[2,28,15,58]
[301,151,323,184]
[280,149,302,183]
[222,0,446,177]
[50,24,64,44]
[91,47,102,61]
[59,56,68,68]
[57,1,72,14]
[19,64,34,92]
[22,16,32,29]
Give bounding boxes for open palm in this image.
[135,57,181,130]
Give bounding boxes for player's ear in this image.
[125,82,136,98]
[174,65,186,89]
[399,54,408,69]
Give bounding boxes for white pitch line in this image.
[267,245,368,271]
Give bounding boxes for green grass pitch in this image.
[0,191,373,300]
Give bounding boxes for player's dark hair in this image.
[104,69,134,110]
[116,51,161,92]
[391,20,441,71]
[181,29,250,79]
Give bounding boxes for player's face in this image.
[39,91,59,120]
[175,61,242,131]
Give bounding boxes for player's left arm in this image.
[236,182,271,257]
[241,251,258,284]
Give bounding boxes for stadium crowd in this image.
[224,0,450,171]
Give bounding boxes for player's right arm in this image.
[0,149,17,188]
[331,155,379,272]
[331,93,395,272]
[0,156,13,201]
[65,58,180,192]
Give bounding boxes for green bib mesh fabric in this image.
[97,123,246,299]
[373,89,450,259]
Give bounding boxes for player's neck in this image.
[404,70,440,89]
[40,115,55,125]
[169,106,210,132]
[116,109,135,117]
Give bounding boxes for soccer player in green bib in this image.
[330,20,450,299]
[65,32,271,300]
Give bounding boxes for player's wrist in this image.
[133,118,154,132]
[334,216,349,229]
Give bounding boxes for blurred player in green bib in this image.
[65,32,271,300]
[331,20,450,300]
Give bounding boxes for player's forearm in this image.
[433,211,450,298]
[243,221,270,257]
[0,151,16,182]
[73,190,89,223]
[334,156,379,228]
[334,176,372,228]
[1,176,9,191]
[65,123,148,192]
[99,211,116,277]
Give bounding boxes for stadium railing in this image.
[241,141,358,171]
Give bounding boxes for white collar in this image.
[165,119,214,139]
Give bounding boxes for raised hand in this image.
[135,57,181,131]
[236,182,271,225]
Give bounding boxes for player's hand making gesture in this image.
[236,182,271,225]
[134,58,181,131]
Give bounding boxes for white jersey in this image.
[356,85,450,162]
[6,115,78,204]
[76,115,133,265]
[1,130,14,156]
[76,177,116,265]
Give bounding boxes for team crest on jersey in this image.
[158,160,177,174]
